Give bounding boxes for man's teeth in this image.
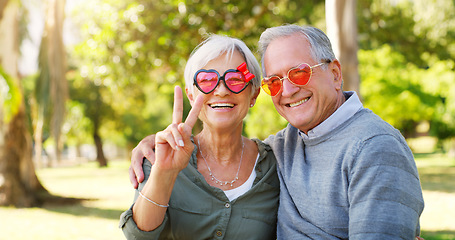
[210,103,234,109]
[289,98,309,107]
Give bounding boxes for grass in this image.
[0,160,133,240]
[415,153,455,240]
[0,153,454,239]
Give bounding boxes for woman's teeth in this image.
[289,98,309,107]
[210,103,234,109]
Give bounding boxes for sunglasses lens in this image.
[262,77,282,96]
[196,72,218,93]
[289,63,311,85]
[225,72,247,93]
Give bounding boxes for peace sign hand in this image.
[154,86,203,173]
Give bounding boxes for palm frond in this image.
[36,0,68,149]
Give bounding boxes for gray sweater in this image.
[267,108,424,239]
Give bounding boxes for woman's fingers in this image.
[168,94,203,148]
[161,87,203,149]
[172,86,184,124]
[169,123,185,148]
[184,95,203,130]
[156,124,184,150]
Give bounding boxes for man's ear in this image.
[185,87,195,105]
[331,60,343,90]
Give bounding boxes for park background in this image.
[0,0,454,239]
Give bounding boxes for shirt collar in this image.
[299,91,363,140]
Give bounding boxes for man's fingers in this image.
[172,86,183,124]
[184,95,203,129]
[129,152,145,186]
[138,135,156,165]
[129,134,156,189]
[129,166,139,189]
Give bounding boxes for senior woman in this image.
[119,35,279,239]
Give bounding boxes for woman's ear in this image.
[250,88,260,107]
[185,87,194,105]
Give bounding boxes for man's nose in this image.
[281,78,300,97]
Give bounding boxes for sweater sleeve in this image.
[348,134,424,239]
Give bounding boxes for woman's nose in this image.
[213,80,231,96]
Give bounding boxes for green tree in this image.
[359,45,440,137]
[358,0,455,146]
[68,76,111,167]
[357,0,455,68]
[422,59,455,150]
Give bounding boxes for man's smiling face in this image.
[263,33,344,133]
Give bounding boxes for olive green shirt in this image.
[119,139,279,240]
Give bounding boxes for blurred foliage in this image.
[0,67,21,124]
[358,0,455,145]
[245,92,288,140]
[359,45,439,137]
[59,0,455,151]
[358,0,455,68]
[360,46,455,141]
[422,59,455,146]
[22,73,47,140]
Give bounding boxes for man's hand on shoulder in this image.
[129,134,156,188]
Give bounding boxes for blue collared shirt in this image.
[299,91,363,140]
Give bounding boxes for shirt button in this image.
[216,231,222,237]
[224,203,230,208]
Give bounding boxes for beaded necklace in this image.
[197,137,244,187]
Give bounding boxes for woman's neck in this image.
[196,128,243,165]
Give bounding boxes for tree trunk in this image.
[0,0,9,21]
[0,0,48,207]
[0,104,47,207]
[34,116,45,168]
[94,129,108,167]
[326,0,361,97]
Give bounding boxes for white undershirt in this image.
[223,153,259,202]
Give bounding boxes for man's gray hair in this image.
[258,24,336,76]
[184,34,261,95]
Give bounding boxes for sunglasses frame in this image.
[194,68,250,94]
[261,61,329,96]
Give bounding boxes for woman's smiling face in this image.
[187,50,257,131]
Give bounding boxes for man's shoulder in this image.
[270,124,300,142]
[263,123,293,142]
[341,108,409,151]
[263,124,303,158]
[350,108,401,137]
